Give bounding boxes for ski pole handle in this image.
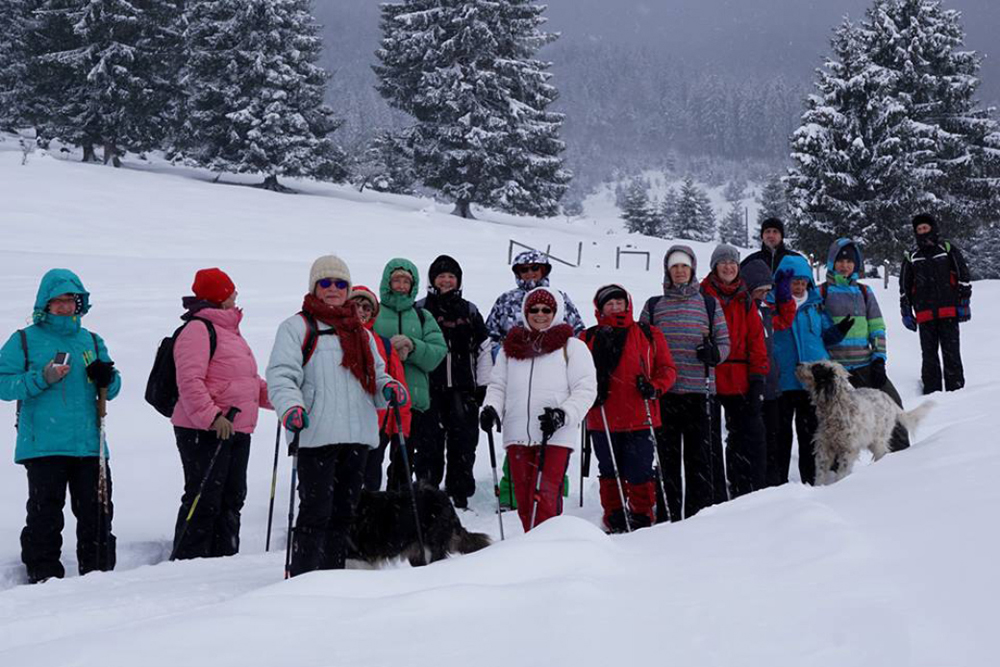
[97,387,108,420]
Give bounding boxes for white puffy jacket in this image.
[266,314,393,449]
[484,336,597,452]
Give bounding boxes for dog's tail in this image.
[449,528,492,555]
[898,399,935,435]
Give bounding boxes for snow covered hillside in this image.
[0,147,998,666]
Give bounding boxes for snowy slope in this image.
[0,147,997,666]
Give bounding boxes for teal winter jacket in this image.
[0,269,121,463]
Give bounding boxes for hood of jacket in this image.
[520,287,566,330]
[379,257,421,312]
[512,250,553,291]
[778,254,823,306]
[826,238,865,284]
[32,269,90,335]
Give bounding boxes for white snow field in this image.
[0,146,997,667]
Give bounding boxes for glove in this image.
[390,335,414,361]
[212,413,235,441]
[383,380,409,407]
[282,406,309,434]
[695,337,722,367]
[86,360,115,389]
[474,386,487,407]
[746,374,765,413]
[901,312,917,332]
[957,284,972,300]
[636,375,658,401]
[43,361,69,385]
[774,269,794,304]
[538,407,566,439]
[479,405,500,433]
[835,315,855,337]
[869,358,887,389]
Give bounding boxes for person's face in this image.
[762,228,783,249]
[352,297,374,323]
[516,263,546,283]
[835,257,856,278]
[47,293,76,316]
[751,286,771,301]
[715,260,740,284]
[791,278,809,297]
[390,273,413,295]
[315,278,349,306]
[526,303,555,331]
[220,292,237,310]
[433,272,458,294]
[915,223,932,235]
[601,298,628,316]
[669,263,692,285]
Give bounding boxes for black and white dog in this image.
[796,360,934,485]
[349,483,491,567]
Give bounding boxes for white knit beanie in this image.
[309,255,351,291]
[667,250,694,269]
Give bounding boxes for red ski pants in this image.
[507,444,571,532]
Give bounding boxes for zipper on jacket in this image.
[526,357,536,444]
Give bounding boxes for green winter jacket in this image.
[0,269,121,463]
[373,258,446,412]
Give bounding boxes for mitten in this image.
[86,360,116,389]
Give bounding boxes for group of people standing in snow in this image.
[0,213,971,583]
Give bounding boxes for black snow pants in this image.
[290,443,369,577]
[714,394,766,499]
[412,388,479,502]
[775,390,819,485]
[654,393,718,522]
[919,318,964,394]
[762,398,782,487]
[21,455,115,583]
[172,427,251,560]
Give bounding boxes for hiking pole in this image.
[642,397,671,524]
[284,432,299,580]
[580,425,591,508]
[265,420,281,551]
[393,399,427,566]
[485,426,505,541]
[96,387,111,570]
[170,406,240,561]
[599,405,632,533]
[529,428,551,531]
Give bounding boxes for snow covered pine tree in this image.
[673,177,716,242]
[374,0,571,218]
[620,179,659,236]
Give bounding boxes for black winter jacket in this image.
[900,240,971,324]
[741,242,804,274]
[416,291,492,392]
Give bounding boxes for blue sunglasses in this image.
[317,278,349,290]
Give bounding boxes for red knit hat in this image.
[192,268,236,305]
[524,288,558,315]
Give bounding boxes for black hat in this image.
[912,213,938,234]
[760,217,785,238]
[740,259,773,292]
[594,284,629,312]
[835,244,857,264]
[428,254,463,288]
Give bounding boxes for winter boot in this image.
[599,476,626,533]
[624,481,657,529]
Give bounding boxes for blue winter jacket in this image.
[772,255,839,392]
[0,269,121,463]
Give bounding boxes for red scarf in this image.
[302,294,376,395]
[503,323,574,360]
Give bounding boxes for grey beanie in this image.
[710,244,741,271]
[740,259,773,292]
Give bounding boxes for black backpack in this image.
[145,318,217,418]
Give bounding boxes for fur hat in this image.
[740,259,773,292]
[192,268,235,305]
[349,285,379,315]
[309,255,351,291]
[760,217,785,238]
[428,254,463,289]
[710,244,741,271]
[594,284,629,311]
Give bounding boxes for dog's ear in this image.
[812,363,837,398]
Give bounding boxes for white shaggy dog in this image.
[796,360,934,485]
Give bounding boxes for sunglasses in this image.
[317,278,349,290]
[517,264,545,274]
[527,306,553,315]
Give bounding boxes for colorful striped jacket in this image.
[821,239,886,370]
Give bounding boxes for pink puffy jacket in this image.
[171,307,271,434]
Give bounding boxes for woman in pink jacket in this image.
[171,268,272,560]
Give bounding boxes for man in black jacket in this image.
[416,255,493,508]
[900,214,972,394]
[740,218,804,274]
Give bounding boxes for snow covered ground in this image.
[0,146,997,666]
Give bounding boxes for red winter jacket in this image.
[367,322,411,438]
[581,303,677,433]
[700,276,768,396]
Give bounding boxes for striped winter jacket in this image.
[821,239,886,370]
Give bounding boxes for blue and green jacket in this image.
[821,239,887,370]
[0,269,121,463]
